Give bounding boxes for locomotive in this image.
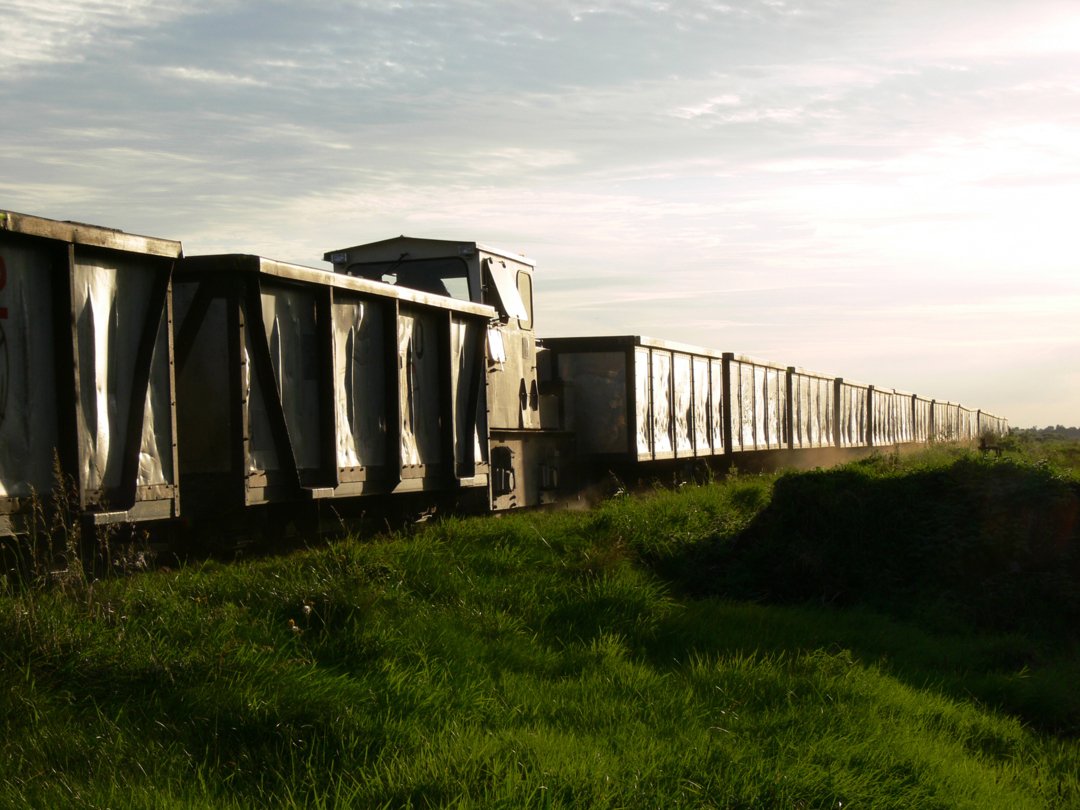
[0,210,1008,537]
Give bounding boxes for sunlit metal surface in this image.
[0,210,180,526]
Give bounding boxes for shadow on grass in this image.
[640,455,1080,734]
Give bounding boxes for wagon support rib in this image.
[315,286,338,490]
[174,275,219,373]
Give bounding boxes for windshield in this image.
[347,257,472,302]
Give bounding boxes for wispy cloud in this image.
[1,0,216,72]
[159,66,268,87]
[671,94,742,119]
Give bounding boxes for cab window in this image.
[348,257,472,301]
[516,270,533,330]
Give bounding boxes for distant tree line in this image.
[1012,425,1080,439]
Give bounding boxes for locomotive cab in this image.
[324,236,528,319]
[324,237,569,510]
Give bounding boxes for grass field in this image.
[1,442,1078,807]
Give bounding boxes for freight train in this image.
[0,210,1008,537]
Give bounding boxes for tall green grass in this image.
[1,446,1077,807]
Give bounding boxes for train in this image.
[0,209,1008,538]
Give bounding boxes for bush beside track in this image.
[659,454,1080,639]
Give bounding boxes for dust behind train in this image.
[0,210,1007,535]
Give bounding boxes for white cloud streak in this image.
[159,67,268,87]
[0,0,219,72]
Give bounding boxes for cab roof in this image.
[324,236,534,268]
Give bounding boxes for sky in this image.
[2,0,1078,427]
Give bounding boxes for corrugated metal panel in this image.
[260,284,321,470]
[72,254,175,491]
[763,365,785,449]
[710,358,724,454]
[894,391,914,444]
[934,401,959,442]
[450,314,486,474]
[692,356,710,455]
[838,380,869,448]
[673,353,693,456]
[243,298,283,476]
[978,411,1008,437]
[727,357,787,451]
[333,295,387,470]
[792,373,807,448]
[398,308,442,469]
[914,396,932,442]
[958,407,977,441]
[651,349,673,457]
[870,387,891,446]
[791,370,833,449]
[635,347,652,459]
[737,361,755,450]
[753,365,768,448]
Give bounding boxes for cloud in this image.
[895,4,1080,62]
[158,66,268,87]
[0,0,218,73]
[672,94,742,119]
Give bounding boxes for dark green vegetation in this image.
[2,444,1078,807]
[1010,426,1080,471]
